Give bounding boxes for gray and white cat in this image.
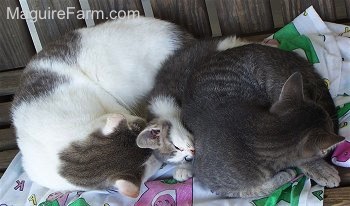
[11,16,193,198]
[139,39,343,197]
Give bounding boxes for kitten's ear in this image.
[270,72,304,114]
[136,120,170,149]
[102,114,125,135]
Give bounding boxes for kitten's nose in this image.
[184,155,193,162]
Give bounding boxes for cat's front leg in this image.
[299,159,340,187]
[173,162,193,182]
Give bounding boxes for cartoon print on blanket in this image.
[135,178,193,206]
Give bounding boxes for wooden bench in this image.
[0,0,350,205]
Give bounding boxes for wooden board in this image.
[0,101,11,127]
[0,69,23,96]
[0,149,18,171]
[281,0,336,24]
[0,128,17,152]
[346,0,350,19]
[151,0,212,37]
[215,0,274,35]
[324,187,350,205]
[27,0,86,48]
[0,0,36,71]
[88,0,144,24]
[338,166,350,186]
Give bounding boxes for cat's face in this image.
[136,118,195,164]
[270,72,344,163]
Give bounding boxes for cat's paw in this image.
[274,169,297,185]
[305,166,340,188]
[300,161,340,188]
[173,167,193,182]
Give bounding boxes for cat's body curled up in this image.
[140,38,343,197]
[11,17,193,198]
[182,44,344,197]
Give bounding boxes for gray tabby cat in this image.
[139,38,343,197]
[182,44,343,197]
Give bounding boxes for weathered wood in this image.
[0,128,17,152]
[0,101,12,126]
[324,187,350,205]
[88,0,144,24]
[26,0,86,48]
[0,0,36,71]
[215,0,274,35]
[346,0,350,19]
[151,0,211,37]
[338,166,350,186]
[281,0,336,24]
[0,69,23,96]
[0,149,18,171]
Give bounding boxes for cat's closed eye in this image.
[174,145,184,151]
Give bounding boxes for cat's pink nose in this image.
[190,149,195,155]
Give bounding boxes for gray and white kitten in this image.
[11,16,193,198]
[182,44,343,197]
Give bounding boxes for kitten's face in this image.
[136,118,194,164]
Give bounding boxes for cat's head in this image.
[269,72,344,163]
[136,118,195,164]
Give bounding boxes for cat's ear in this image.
[270,72,304,114]
[136,120,170,149]
[279,72,304,102]
[303,132,345,157]
[102,114,125,135]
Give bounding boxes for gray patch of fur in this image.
[12,31,81,107]
[59,118,152,189]
[12,69,69,107]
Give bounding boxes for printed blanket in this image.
[2,6,349,206]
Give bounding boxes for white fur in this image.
[12,16,185,191]
[150,96,194,163]
[217,36,250,51]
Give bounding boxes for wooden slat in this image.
[0,101,11,126]
[151,0,212,37]
[26,0,86,48]
[88,0,145,24]
[324,187,350,205]
[0,0,36,71]
[215,0,274,35]
[0,128,17,152]
[0,149,18,171]
[346,0,350,19]
[338,166,350,187]
[0,69,23,96]
[281,0,336,24]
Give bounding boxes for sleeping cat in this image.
[182,44,343,197]
[11,16,193,198]
[138,38,343,197]
[136,37,249,181]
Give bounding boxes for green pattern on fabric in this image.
[161,178,179,184]
[336,102,350,118]
[312,190,324,201]
[252,175,306,206]
[38,200,60,206]
[68,198,90,206]
[273,23,320,64]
